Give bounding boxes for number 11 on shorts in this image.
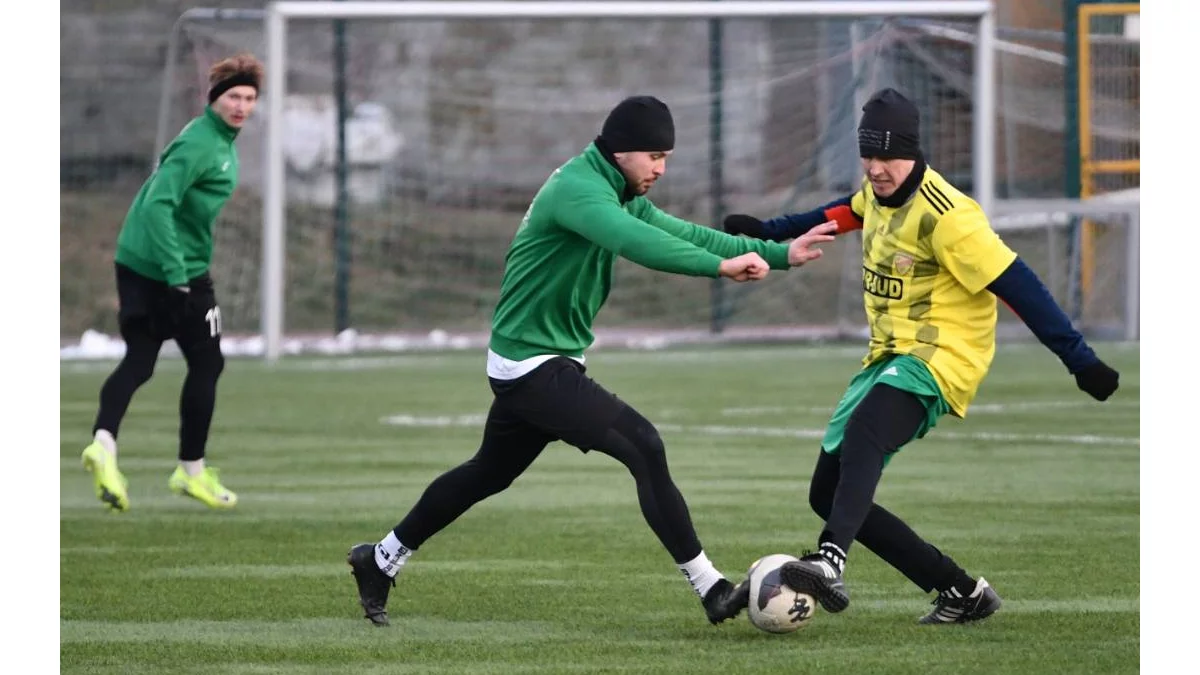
[205,306,222,338]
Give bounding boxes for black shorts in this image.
[114,262,222,347]
[487,357,627,452]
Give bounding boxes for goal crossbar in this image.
[262,0,997,361]
[271,1,993,20]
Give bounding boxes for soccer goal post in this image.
[260,0,997,362]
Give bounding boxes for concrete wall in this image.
[61,1,778,203]
[61,0,1078,203]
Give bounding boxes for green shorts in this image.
[821,354,951,466]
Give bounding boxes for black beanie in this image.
[599,96,675,153]
[857,88,921,160]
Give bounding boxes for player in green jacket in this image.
[80,53,263,512]
[347,96,838,627]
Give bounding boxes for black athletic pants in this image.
[92,263,226,461]
[393,357,704,564]
[811,383,968,593]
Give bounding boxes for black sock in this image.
[94,328,161,437]
[178,344,224,461]
[939,571,977,597]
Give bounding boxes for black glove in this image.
[723,214,768,239]
[1074,359,1119,401]
[168,285,193,327]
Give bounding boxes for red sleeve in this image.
[823,204,863,234]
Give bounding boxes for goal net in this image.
[145,2,1034,358]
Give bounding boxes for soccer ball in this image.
[746,553,817,634]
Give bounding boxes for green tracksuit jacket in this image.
[115,106,240,287]
[489,142,792,361]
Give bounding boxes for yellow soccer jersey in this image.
[850,167,1017,416]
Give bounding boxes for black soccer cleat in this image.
[918,577,1002,625]
[702,578,750,625]
[347,543,395,627]
[779,553,850,614]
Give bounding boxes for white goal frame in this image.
[261,0,997,362]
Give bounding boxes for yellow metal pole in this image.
[1083,2,1140,16]
[1078,4,1095,300]
[1089,159,1141,174]
[1077,3,1140,308]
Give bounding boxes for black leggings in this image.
[810,383,966,593]
[93,319,225,461]
[393,358,702,563]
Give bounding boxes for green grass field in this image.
[60,343,1140,674]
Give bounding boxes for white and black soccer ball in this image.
[746,553,817,634]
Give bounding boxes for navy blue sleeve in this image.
[761,195,854,241]
[986,257,1098,374]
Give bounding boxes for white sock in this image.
[374,531,414,578]
[182,459,206,477]
[678,551,725,599]
[818,542,847,573]
[94,430,117,457]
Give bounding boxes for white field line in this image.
[64,340,1139,371]
[661,424,1138,447]
[380,414,1138,447]
[70,345,863,372]
[721,400,1139,416]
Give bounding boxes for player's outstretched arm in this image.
[554,180,729,277]
[986,258,1119,401]
[637,201,831,270]
[933,209,1119,402]
[723,194,863,242]
[635,200,784,264]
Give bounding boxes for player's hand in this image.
[723,214,768,239]
[1074,359,1119,401]
[718,252,770,282]
[169,285,193,325]
[788,221,838,266]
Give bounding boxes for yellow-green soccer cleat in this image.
[168,466,238,509]
[81,441,130,512]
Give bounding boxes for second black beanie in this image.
[857,88,921,160]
